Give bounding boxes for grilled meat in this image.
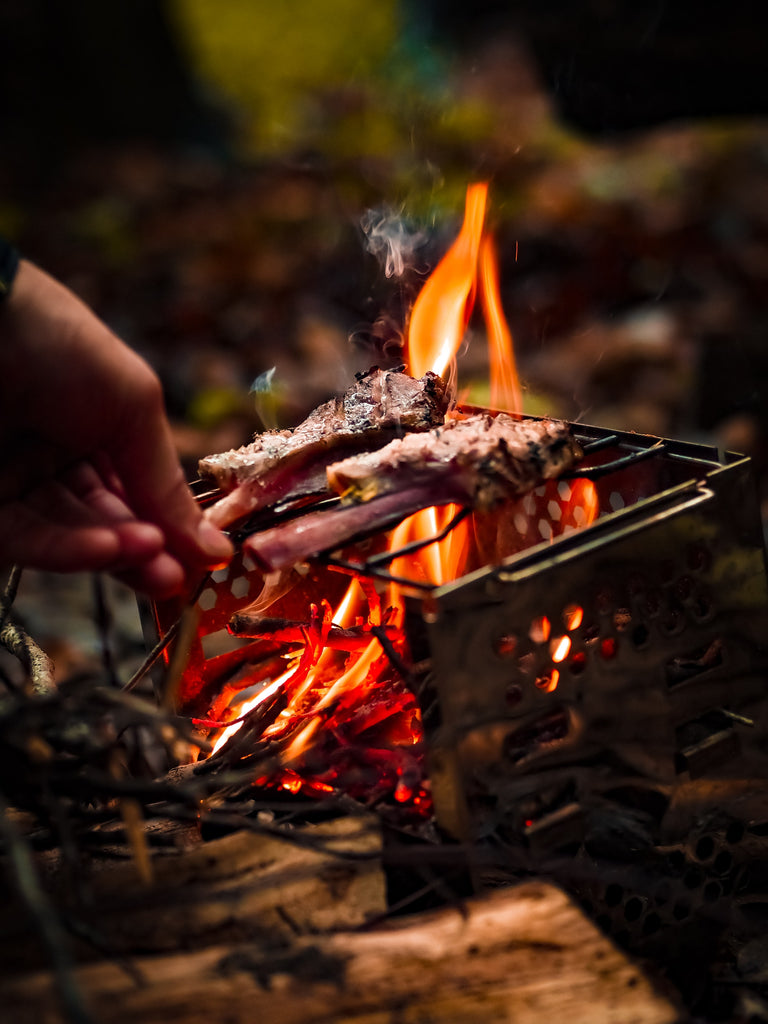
[200,366,450,528]
[327,413,580,509]
[244,414,581,572]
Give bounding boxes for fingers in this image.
[108,380,233,573]
[111,552,189,599]
[0,262,233,588]
[0,500,126,573]
[0,468,193,598]
[0,503,188,598]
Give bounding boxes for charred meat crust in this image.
[200,366,451,528]
[244,415,582,572]
[327,414,581,510]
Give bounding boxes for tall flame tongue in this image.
[406,182,522,415]
[401,183,524,587]
[480,234,523,415]
[207,184,598,813]
[406,182,489,381]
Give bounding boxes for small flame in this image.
[562,479,600,528]
[390,504,471,588]
[284,717,321,762]
[211,669,292,755]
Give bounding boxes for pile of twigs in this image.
[0,567,420,1024]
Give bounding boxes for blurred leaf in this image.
[175,0,398,155]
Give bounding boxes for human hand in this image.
[0,260,233,597]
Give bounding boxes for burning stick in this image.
[243,414,582,572]
[200,366,450,528]
[229,613,401,652]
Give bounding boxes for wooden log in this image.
[0,815,386,970]
[2,882,681,1024]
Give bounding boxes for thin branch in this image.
[91,575,118,688]
[123,574,209,693]
[0,617,55,694]
[0,564,22,632]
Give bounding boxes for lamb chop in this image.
[200,366,450,528]
[243,413,582,572]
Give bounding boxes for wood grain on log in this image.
[0,815,386,973]
[3,882,681,1024]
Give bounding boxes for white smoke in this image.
[360,207,427,279]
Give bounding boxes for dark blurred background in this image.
[5,0,768,670]
[3,0,768,491]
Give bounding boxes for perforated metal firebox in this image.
[419,421,768,959]
[426,423,768,837]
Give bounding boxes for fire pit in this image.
[142,183,768,993]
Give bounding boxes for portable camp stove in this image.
[146,416,768,956]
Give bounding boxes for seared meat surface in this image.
[244,414,582,572]
[200,366,450,528]
[327,413,580,510]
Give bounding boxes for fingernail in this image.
[196,518,234,565]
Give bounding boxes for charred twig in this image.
[194,687,289,772]
[229,613,401,651]
[0,564,22,633]
[123,574,209,693]
[369,624,416,687]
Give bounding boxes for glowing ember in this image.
[551,635,572,663]
[536,669,560,693]
[564,604,584,630]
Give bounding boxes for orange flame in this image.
[480,234,522,414]
[206,182,602,807]
[390,505,471,588]
[406,183,488,379]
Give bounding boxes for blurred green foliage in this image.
[173,0,501,217]
[175,0,399,155]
